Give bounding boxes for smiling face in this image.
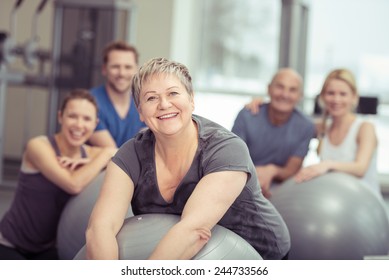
[321,78,358,118]
[58,98,98,147]
[268,69,302,114]
[138,74,194,137]
[102,50,138,95]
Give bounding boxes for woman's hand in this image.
[57,156,91,171]
[294,161,331,183]
[245,97,264,114]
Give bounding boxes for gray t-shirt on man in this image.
[232,103,315,167]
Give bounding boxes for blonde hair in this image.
[317,68,358,153]
[319,68,357,101]
[131,57,193,108]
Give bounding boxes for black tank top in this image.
[0,135,87,253]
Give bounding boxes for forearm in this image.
[86,226,119,260]
[323,160,368,178]
[69,149,114,193]
[256,164,294,183]
[85,161,133,260]
[273,166,298,181]
[148,223,210,260]
[272,156,305,182]
[88,131,117,148]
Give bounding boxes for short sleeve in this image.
[111,139,141,184]
[292,120,316,158]
[231,108,248,142]
[201,132,254,181]
[95,110,108,131]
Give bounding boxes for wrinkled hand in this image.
[294,162,330,183]
[244,97,263,115]
[57,156,91,171]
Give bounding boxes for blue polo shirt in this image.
[91,85,146,147]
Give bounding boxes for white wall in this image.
[133,0,175,63]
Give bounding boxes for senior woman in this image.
[85,58,290,260]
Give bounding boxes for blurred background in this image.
[0,0,388,191]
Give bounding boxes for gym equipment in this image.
[73,213,262,260]
[0,0,137,188]
[48,0,137,135]
[0,0,50,188]
[57,171,134,260]
[270,172,389,260]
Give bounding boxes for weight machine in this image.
[0,0,136,187]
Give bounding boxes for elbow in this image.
[68,188,83,195]
[85,225,95,244]
[350,165,368,178]
[64,181,85,195]
[354,170,366,178]
[355,163,370,178]
[85,226,98,260]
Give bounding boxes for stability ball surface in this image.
[74,213,262,260]
[270,172,389,260]
[57,171,133,259]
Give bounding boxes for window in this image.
[305,0,389,104]
[194,0,281,95]
[306,0,389,177]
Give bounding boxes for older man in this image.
[232,68,315,198]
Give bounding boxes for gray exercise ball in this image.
[74,213,262,260]
[270,172,389,260]
[57,171,133,259]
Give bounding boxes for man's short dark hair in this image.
[102,40,139,64]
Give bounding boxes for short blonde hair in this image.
[131,57,193,107]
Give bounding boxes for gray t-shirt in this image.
[232,103,315,166]
[112,114,290,259]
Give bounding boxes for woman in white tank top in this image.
[294,68,381,198]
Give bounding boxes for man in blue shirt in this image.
[232,68,315,198]
[88,41,146,148]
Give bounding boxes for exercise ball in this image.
[74,213,262,260]
[270,172,389,260]
[57,171,133,259]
